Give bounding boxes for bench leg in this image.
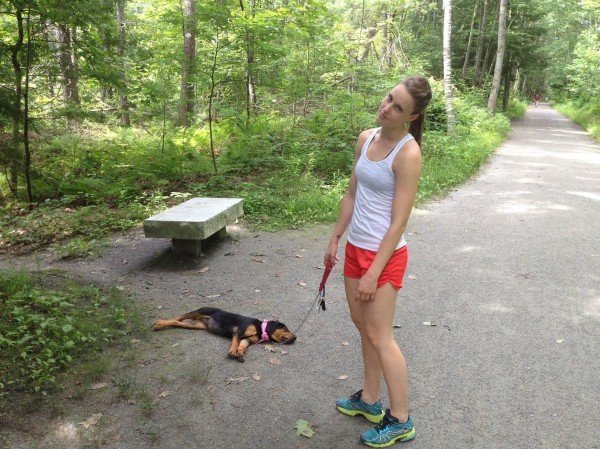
[171,239,202,257]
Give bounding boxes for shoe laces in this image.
[375,414,395,432]
[350,390,363,402]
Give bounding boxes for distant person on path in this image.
[534,93,540,107]
[324,76,432,447]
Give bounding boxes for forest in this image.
[1,0,599,255]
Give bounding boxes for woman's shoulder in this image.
[357,128,379,146]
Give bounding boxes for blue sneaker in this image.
[360,409,415,447]
[336,389,385,423]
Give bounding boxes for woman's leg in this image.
[360,283,409,422]
[344,277,383,405]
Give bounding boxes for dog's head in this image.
[267,321,297,344]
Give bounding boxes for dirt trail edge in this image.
[1,104,599,449]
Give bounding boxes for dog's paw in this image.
[228,352,245,362]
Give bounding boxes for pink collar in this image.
[258,320,270,343]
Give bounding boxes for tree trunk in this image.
[462,1,478,78]
[178,0,196,127]
[23,9,33,205]
[473,0,488,87]
[487,0,507,114]
[240,0,258,123]
[443,0,455,133]
[482,2,499,84]
[117,0,131,126]
[54,25,80,105]
[7,8,24,194]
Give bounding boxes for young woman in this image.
[324,76,432,447]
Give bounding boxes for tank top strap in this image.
[360,128,381,155]
[386,133,414,161]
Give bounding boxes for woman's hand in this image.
[324,242,340,268]
[355,272,378,302]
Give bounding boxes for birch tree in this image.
[443,0,455,132]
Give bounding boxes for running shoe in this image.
[336,389,385,423]
[360,409,415,447]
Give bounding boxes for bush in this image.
[0,269,129,393]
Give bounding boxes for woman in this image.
[324,76,432,447]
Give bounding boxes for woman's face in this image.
[377,83,418,128]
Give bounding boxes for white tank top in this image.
[347,128,414,251]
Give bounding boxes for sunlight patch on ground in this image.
[495,201,541,214]
[546,204,571,211]
[459,245,483,253]
[495,200,571,214]
[48,421,79,446]
[513,178,545,185]
[566,191,600,202]
[584,297,600,320]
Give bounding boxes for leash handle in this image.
[318,263,333,293]
[317,263,333,311]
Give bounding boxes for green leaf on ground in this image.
[295,419,315,438]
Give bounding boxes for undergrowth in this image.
[0,269,142,400]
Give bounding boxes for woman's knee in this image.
[361,325,393,349]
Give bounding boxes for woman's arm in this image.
[324,129,373,268]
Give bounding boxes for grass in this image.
[555,102,600,142]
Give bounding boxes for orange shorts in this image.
[343,242,408,290]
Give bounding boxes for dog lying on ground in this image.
[153,307,296,362]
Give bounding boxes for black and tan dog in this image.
[153,307,296,362]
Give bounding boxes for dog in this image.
[153,307,296,362]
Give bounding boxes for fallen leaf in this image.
[225,376,249,385]
[407,274,416,280]
[280,350,288,355]
[556,339,564,344]
[252,373,261,381]
[254,289,261,293]
[341,341,349,346]
[264,344,277,352]
[338,375,349,380]
[158,391,170,398]
[295,254,303,258]
[298,281,307,287]
[198,267,210,273]
[88,382,109,390]
[252,258,266,263]
[80,413,102,429]
[295,419,315,438]
[268,357,281,365]
[423,321,437,326]
[205,294,221,298]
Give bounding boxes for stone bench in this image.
[143,197,244,257]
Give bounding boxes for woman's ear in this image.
[409,113,419,122]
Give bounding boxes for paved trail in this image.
[404,104,600,448]
[2,104,599,449]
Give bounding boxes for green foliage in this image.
[555,102,600,142]
[418,105,511,202]
[0,270,129,393]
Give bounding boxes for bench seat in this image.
[143,197,244,256]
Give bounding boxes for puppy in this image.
[154,307,296,362]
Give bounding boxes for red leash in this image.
[317,262,333,311]
[294,263,332,334]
